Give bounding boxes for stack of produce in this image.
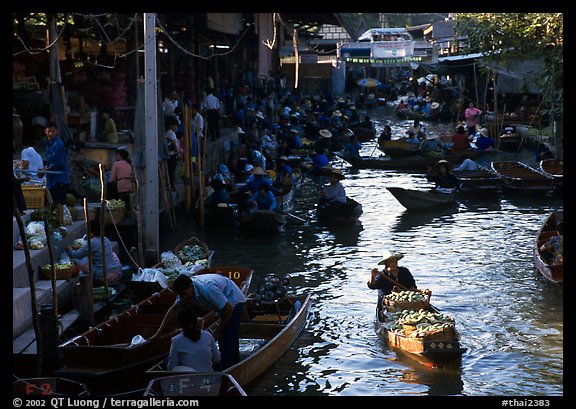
[385,309,457,340]
[383,289,431,312]
[175,244,209,265]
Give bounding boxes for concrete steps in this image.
[13,212,120,340]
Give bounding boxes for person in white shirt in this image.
[163,90,180,123]
[20,145,46,183]
[202,87,221,140]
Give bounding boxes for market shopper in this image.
[42,121,70,225]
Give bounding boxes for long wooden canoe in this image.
[534,210,563,285]
[239,209,286,233]
[376,290,466,368]
[491,161,554,196]
[144,372,247,396]
[387,187,456,211]
[539,159,563,192]
[55,267,253,394]
[337,149,486,172]
[378,139,420,157]
[146,293,312,389]
[452,164,501,194]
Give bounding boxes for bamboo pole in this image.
[99,163,110,307]
[199,128,206,228]
[132,176,145,267]
[183,104,192,212]
[82,198,94,325]
[42,213,58,319]
[13,197,44,376]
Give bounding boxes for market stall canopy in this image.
[357,78,382,88]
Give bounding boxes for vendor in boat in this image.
[378,125,392,144]
[368,250,417,305]
[150,273,246,370]
[539,221,563,265]
[426,159,462,190]
[319,168,347,209]
[474,128,494,151]
[247,183,277,212]
[452,125,471,151]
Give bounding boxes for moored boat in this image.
[13,377,90,396]
[146,291,312,389]
[534,210,563,285]
[337,149,486,172]
[491,161,554,196]
[387,187,456,211]
[143,372,247,396]
[55,267,253,394]
[539,159,563,192]
[453,164,501,194]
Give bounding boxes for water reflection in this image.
[391,207,459,232]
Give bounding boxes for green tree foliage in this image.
[455,13,562,119]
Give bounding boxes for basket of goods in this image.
[40,261,80,280]
[383,289,431,312]
[87,200,125,225]
[386,309,458,341]
[22,185,46,209]
[174,237,210,265]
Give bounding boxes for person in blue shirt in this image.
[151,273,246,370]
[312,145,330,172]
[343,133,362,160]
[273,156,294,194]
[535,143,554,163]
[474,128,494,151]
[66,218,122,286]
[247,184,277,211]
[42,121,70,225]
[205,179,230,209]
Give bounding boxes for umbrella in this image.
[356,78,382,88]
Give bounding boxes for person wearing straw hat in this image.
[319,168,347,209]
[426,159,462,190]
[368,250,417,304]
[474,128,494,151]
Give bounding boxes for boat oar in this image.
[276,209,307,223]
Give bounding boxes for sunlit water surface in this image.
[161,105,563,397]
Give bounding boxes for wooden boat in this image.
[144,372,247,396]
[375,291,466,368]
[378,139,420,157]
[239,209,286,233]
[317,197,363,225]
[349,124,377,141]
[13,377,90,396]
[452,164,501,194]
[55,267,253,394]
[146,293,312,389]
[396,107,440,121]
[337,149,485,172]
[497,132,523,151]
[534,210,563,285]
[491,161,554,196]
[539,159,563,191]
[387,187,456,211]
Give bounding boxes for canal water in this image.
[160,104,563,397]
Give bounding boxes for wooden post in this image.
[198,131,206,228]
